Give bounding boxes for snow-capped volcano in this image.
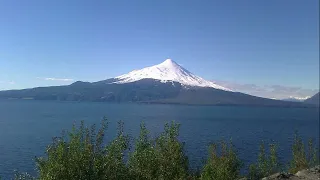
[113,59,232,91]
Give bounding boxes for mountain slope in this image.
[0,79,182,102]
[112,59,231,91]
[148,87,308,107]
[0,79,313,107]
[304,92,319,105]
[0,59,315,107]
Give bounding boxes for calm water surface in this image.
[0,100,319,178]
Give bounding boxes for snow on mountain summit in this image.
[113,59,232,91]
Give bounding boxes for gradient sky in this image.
[0,0,319,98]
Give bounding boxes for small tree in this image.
[248,142,280,179]
[102,120,130,179]
[154,121,189,180]
[200,140,242,180]
[36,118,130,180]
[289,131,319,173]
[307,138,319,167]
[36,119,107,179]
[128,122,159,180]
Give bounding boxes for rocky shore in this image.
[239,166,320,180]
[263,166,320,180]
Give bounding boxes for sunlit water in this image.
[0,99,319,178]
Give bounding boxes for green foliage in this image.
[8,121,319,180]
[128,122,159,179]
[36,118,130,180]
[200,140,242,180]
[129,121,189,180]
[31,120,188,180]
[154,122,189,180]
[103,121,130,180]
[248,142,280,179]
[289,131,319,173]
[307,138,319,167]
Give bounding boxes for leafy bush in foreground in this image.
[289,131,319,173]
[128,123,159,179]
[248,142,280,179]
[9,120,319,180]
[36,118,130,180]
[27,119,188,180]
[154,122,189,179]
[200,140,242,180]
[129,122,189,180]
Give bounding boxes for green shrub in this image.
[289,131,319,173]
[129,121,189,180]
[8,120,319,179]
[200,140,242,180]
[248,142,280,179]
[102,121,130,179]
[307,138,319,167]
[128,122,159,179]
[36,119,106,180]
[36,118,130,180]
[154,121,189,180]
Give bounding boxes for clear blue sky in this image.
[0,0,319,93]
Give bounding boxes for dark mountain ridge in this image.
[0,79,314,108]
[0,60,316,108]
[304,92,319,105]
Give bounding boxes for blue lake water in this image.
[0,99,319,178]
